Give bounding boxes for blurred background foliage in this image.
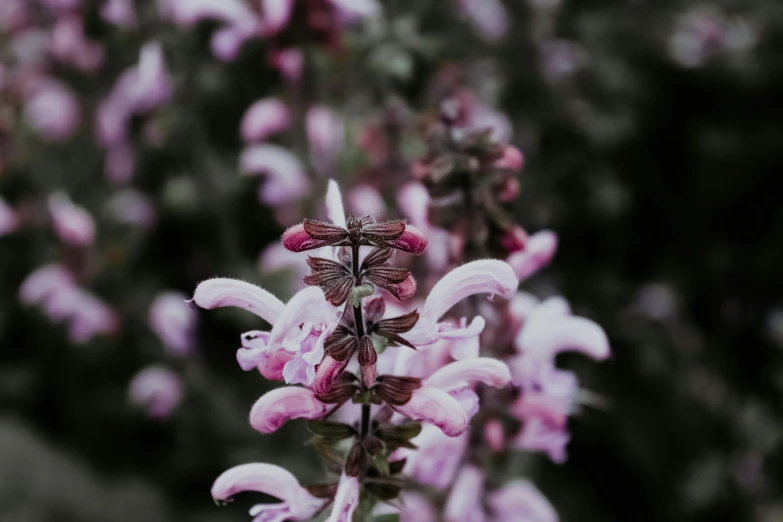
[1,0,782,521]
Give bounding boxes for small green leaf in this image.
[352,283,374,308]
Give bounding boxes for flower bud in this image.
[497,177,521,202]
[358,336,377,388]
[493,145,524,171]
[501,226,528,254]
[345,442,366,477]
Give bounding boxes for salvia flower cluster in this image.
[191,181,526,520]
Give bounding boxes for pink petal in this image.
[237,330,271,371]
[0,197,19,236]
[397,424,467,490]
[48,192,95,246]
[398,492,438,522]
[513,418,570,463]
[149,291,197,355]
[239,144,310,204]
[439,316,485,360]
[190,278,285,324]
[424,358,511,391]
[105,143,135,185]
[24,83,81,142]
[260,0,295,36]
[347,184,386,220]
[386,225,428,255]
[394,387,468,437]
[484,419,505,452]
[307,106,344,175]
[268,48,303,83]
[312,354,348,397]
[444,465,485,522]
[457,0,508,42]
[249,386,329,433]
[211,462,324,519]
[325,179,347,229]
[397,182,429,227]
[493,145,524,171]
[326,474,360,522]
[101,0,137,28]
[506,230,558,282]
[240,98,290,142]
[128,365,183,419]
[489,480,559,522]
[267,287,341,350]
[408,260,518,345]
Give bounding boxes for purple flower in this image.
[107,189,156,228]
[0,197,19,236]
[48,192,95,246]
[259,0,295,36]
[488,480,559,522]
[392,387,468,437]
[240,98,291,142]
[49,15,104,72]
[506,230,558,282]
[268,48,303,83]
[395,424,468,489]
[456,0,508,42]
[397,182,450,271]
[347,184,386,220]
[105,143,135,185]
[307,106,344,176]
[326,473,359,522]
[211,463,325,521]
[148,291,198,355]
[240,144,311,205]
[249,386,331,433]
[422,357,511,418]
[24,81,81,142]
[19,264,75,306]
[0,0,28,33]
[444,465,486,522]
[128,366,183,419]
[405,259,519,346]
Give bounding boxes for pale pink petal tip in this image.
[387,224,428,255]
[326,474,360,522]
[191,278,285,324]
[128,366,183,419]
[489,480,559,522]
[392,274,417,300]
[241,98,290,142]
[48,192,95,246]
[501,226,529,253]
[211,463,324,521]
[395,387,468,437]
[506,230,558,281]
[148,291,196,355]
[249,387,329,433]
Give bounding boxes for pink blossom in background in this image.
[19,264,75,307]
[48,192,95,246]
[0,0,29,33]
[97,41,172,148]
[506,230,558,282]
[12,29,50,66]
[347,184,386,219]
[489,481,559,522]
[240,98,291,142]
[149,291,198,355]
[107,189,156,227]
[101,0,137,27]
[24,81,81,142]
[259,243,310,292]
[444,465,486,522]
[540,39,580,79]
[211,463,325,521]
[49,15,105,72]
[240,144,311,204]
[397,182,450,271]
[456,0,508,42]
[396,424,468,489]
[105,143,135,185]
[128,366,183,419]
[0,197,19,236]
[259,0,295,36]
[64,290,120,343]
[268,48,304,82]
[307,106,344,176]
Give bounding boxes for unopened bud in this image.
[497,177,521,202]
[501,226,528,254]
[358,336,377,388]
[483,419,505,452]
[345,442,366,477]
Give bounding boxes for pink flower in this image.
[457,0,508,42]
[191,281,343,383]
[307,106,344,176]
[49,15,104,72]
[397,182,450,271]
[395,424,468,489]
[347,184,386,220]
[128,366,183,419]
[240,144,311,205]
[240,98,290,142]
[422,357,511,418]
[0,0,28,33]
[488,480,559,522]
[250,386,330,433]
[444,465,486,522]
[19,264,75,306]
[405,259,519,346]
[48,192,95,246]
[0,197,19,236]
[493,145,524,171]
[506,230,558,282]
[260,0,295,36]
[326,473,359,522]
[105,143,135,185]
[101,0,137,27]
[211,463,325,521]
[24,81,81,142]
[268,48,303,82]
[392,387,468,437]
[148,291,197,355]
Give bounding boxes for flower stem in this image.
[360,404,371,439]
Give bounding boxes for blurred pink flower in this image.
[149,291,197,355]
[457,0,508,42]
[24,81,81,142]
[396,423,468,489]
[307,106,344,175]
[444,465,486,522]
[211,463,325,521]
[347,184,386,219]
[50,15,104,71]
[105,143,135,185]
[327,474,359,522]
[240,144,311,204]
[128,366,183,419]
[19,264,75,307]
[240,98,291,142]
[260,0,295,36]
[397,182,450,271]
[101,0,137,27]
[268,48,304,82]
[0,0,29,32]
[0,197,19,236]
[506,230,558,281]
[48,192,95,246]
[489,480,558,522]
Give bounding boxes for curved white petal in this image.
[394,388,468,437]
[267,287,342,349]
[424,358,511,391]
[190,278,284,324]
[325,179,347,229]
[249,386,329,433]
